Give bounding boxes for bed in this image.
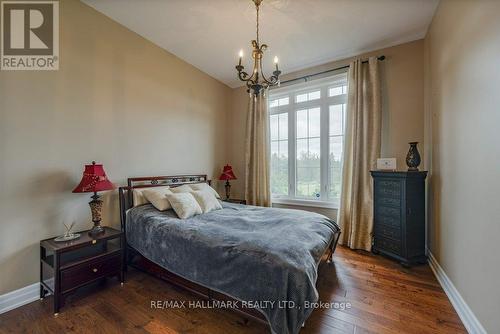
[119,174,341,334]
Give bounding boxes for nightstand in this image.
[223,198,246,205]
[40,226,124,315]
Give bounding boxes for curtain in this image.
[245,92,271,207]
[338,57,382,251]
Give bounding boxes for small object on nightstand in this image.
[73,161,115,236]
[40,226,124,314]
[223,198,246,205]
[54,222,81,242]
[219,164,237,200]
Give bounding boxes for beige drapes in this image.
[245,92,271,207]
[338,57,382,251]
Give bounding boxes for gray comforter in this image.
[126,202,339,334]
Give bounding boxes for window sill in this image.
[271,198,339,209]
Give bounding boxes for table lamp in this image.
[73,161,115,236]
[219,164,237,200]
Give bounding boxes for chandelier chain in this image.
[256,3,260,45]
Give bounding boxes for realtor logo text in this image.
[1,1,59,70]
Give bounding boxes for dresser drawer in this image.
[375,179,401,197]
[375,224,401,241]
[60,253,121,292]
[376,205,401,220]
[374,236,402,256]
[375,213,400,227]
[377,195,401,207]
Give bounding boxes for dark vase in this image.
[406,142,421,171]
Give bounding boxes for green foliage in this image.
[271,151,343,199]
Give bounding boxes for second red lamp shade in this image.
[219,165,237,200]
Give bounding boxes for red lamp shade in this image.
[72,161,115,193]
[219,164,237,181]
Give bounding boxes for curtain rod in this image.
[279,55,385,86]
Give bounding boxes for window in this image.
[270,112,288,195]
[268,73,348,207]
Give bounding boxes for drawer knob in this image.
[92,268,98,273]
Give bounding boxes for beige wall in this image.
[424,0,500,331]
[228,40,424,219]
[0,0,232,294]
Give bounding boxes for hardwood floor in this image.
[0,246,466,334]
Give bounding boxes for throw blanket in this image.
[126,202,339,334]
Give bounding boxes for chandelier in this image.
[235,0,281,96]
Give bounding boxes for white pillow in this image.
[170,184,194,194]
[132,186,170,206]
[191,190,222,213]
[143,187,173,211]
[166,193,202,219]
[190,182,221,199]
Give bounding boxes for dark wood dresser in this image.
[371,171,427,266]
[40,227,124,315]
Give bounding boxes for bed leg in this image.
[327,251,333,264]
[326,229,341,264]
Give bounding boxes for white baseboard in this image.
[0,283,39,315]
[427,250,487,334]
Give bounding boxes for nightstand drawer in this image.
[60,253,121,292]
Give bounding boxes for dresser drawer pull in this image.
[92,268,98,273]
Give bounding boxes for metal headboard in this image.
[118,174,209,234]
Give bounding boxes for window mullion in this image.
[288,97,296,198]
[320,87,329,200]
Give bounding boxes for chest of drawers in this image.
[370,171,427,266]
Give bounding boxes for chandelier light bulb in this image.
[238,50,244,66]
[274,56,279,64]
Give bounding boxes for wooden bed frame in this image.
[118,174,341,326]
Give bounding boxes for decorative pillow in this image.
[170,184,194,194]
[143,187,173,211]
[191,190,222,213]
[132,186,170,206]
[166,193,202,219]
[190,182,221,199]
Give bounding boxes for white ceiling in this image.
[82,0,439,88]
